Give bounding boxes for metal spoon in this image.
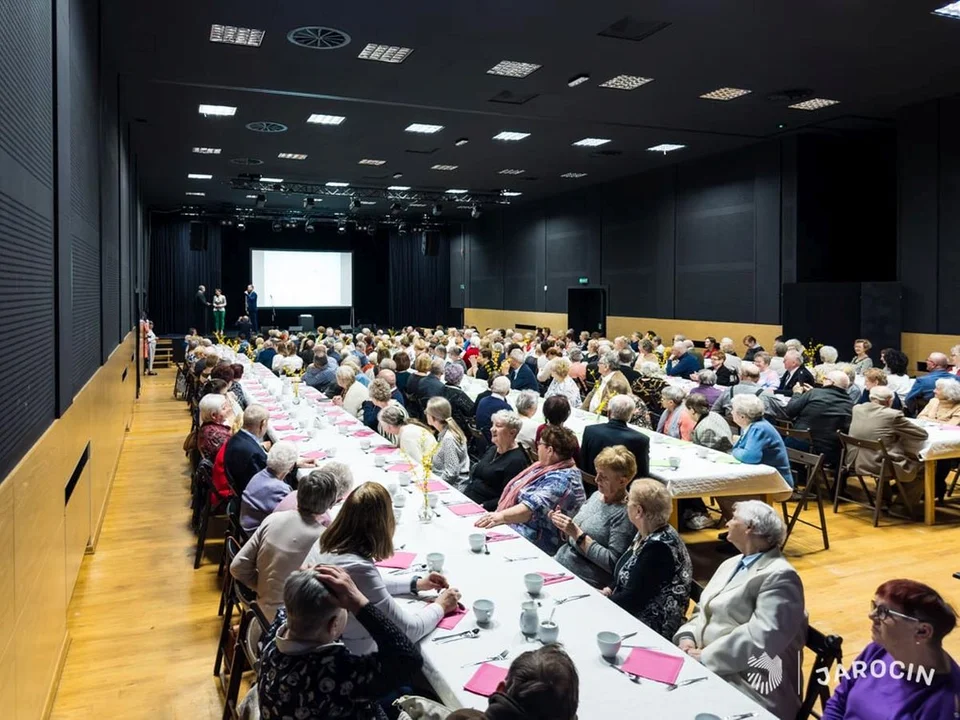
[435,629,482,644]
[483,543,490,555]
[665,676,708,692]
[432,628,480,643]
[461,649,509,668]
[606,661,642,684]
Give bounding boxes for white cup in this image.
[473,599,495,625]
[393,507,403,523]
[338,425,350,435]
[538,620,560,645]
[427,492,439,508]
[326,447,338,458]
[393,492,407,508]
[426,552,445,572]
[524,573,544,596]
[468,533,486,552]
[360,438,371,450]
[399,472,411,486]
[374,455,386,468]
[596,631,621,659]
[384,480,399,497]
[669,456,681,469]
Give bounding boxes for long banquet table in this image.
[235,362,776,719]
[914,419,960,525]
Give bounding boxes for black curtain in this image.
[148,217,222,334]
[388,230,452,328]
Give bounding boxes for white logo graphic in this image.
[746,652,783,695]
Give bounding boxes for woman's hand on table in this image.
[436,588,462,614]
[417,573,449,592]
[474,512,504,529]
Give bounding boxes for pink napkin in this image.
[938,424,960,431]
[352,429,375,437]
[485,532,519,543]
[264,404,281,411]
[621,648,684,685]
[425,480,449,492]
[464,664,509,697]
[372,446,397,456]
[387,463,415,473]
[448,502,485,517]
[336,420,356,427]
[302,449,327,460]
[273,424,295,431]
[326,408,345,416]
[281,434,310,442]
[374,552,417,570]
[536,571,573,586]
[437,605,469,630]
[269,412,287,420]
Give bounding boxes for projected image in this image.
[250,249,353,307]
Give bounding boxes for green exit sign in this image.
[578,277,589,285]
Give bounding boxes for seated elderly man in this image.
[775,349,816,396]
[665,342,699,378]
[476,376,512,441]
[675,501,806,720]
[584,352,626,413]
[580,395,650,478]
[303,351,338,391]
[505,348,539,392]
[223,404,270,495]
[514,389,541,451]
[784,369,854,467]
[847,386,928,506]
[905,352,959,411]
[712,362,768,418]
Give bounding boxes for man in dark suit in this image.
[236,315,252,339]
[775,350,816,396]
[743,335,764,362]
[476,377,512,441]
[416,359,446,405]
[194,284,210,335]
[580,395,650,477]
[617,348,640,386]
[223,405,270,495]
[244,284,258,331]
[506,349,539,392]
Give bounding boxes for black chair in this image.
[780,448,830,551]
[835,433,916,527]
[194,459,229,569]
[797,625,843,720]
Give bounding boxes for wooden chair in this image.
[835,433,916,527]
[776,426,812,447]
[581,470,597,488]
[797,625,843,720]
[781,448,829,551]
[194,459,229,569]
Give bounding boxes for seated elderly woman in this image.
[919,378,960,502]
[257,566,423,720]
[814,344,840,384]
[597,373,652,429]
[823,579,960,719]
[543,357,583,409]
[731,393,792,487]
[240,440,300,534]
[601,478,692,639]
[674,501,806,720]
[273,461,355,518]
[567,347,587,382]
[688,368,723,407]
[705,351,738,387]
[332,365,369,418]
[197,393,234,460]
[360,378,394,432]
[685,394,733,452]
[440,363,476,431]
[465,410,531,509]
[552,446,637,588]
[633,361,668,416]
[404,353,432,401]
[272,340,304,374]
[880,348,913,398]
[446,646,580,720]
[305,482,461,654]
[514,389,541,451]
[858,367,903,410]
[377,404,437,464]
[475,426,586,554]
[425,397,470,488]
[634,339,660,368]
[657,385,695,441]
[231,468,340,621]
[393,350,412,392]
[752,352,780,390]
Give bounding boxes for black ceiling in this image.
[107,0,960,221]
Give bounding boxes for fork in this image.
[664,676,708,691]
[461,649,509,668]
[554,594,590,606]
[504,556,537,563]
[606,662,642,684]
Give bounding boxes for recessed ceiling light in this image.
[198,104,237,117]
[260,177,284,183]
[445,188,468,194]
[599,75,653,90]
[360,200,377,205]
[788,98,840,111]
[561,172,588,178]
[185,192,206,197]
[358,43,413,63]
[502,191,523,197]
[487,60,541,78]
[192,147,221,154]
[326,181,350,187]
[307,114,346,125]
[700,87,751,101]
[409,202,426,208]
[406,123,444,134]
[572,138,610,147]
[499,169,525,175]
[245,194,258,199]
[568,74,590,88]
[187,173,212,180]
[278,152,308,160]
[455,138,470,147]
[933,2,960,18]
[431,164,458,171]
[648,144,686,153]
[392,172,404,179]
[492,131,530,141]
[388,185,411,191]
[359,159,387,166]
[209,24,264,47]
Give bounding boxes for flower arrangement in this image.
[595,390,618,418]
[803,339,824,367]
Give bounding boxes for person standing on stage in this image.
[212,288,227,334]
[245,284,258,331]
[195,285,210,335]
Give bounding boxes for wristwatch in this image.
[410,576,420,595]
[575,532,587,546]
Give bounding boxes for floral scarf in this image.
[496,458,577,511]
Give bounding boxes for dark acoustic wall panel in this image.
[780,136,798,287]
[502,207,543,311]
[938,97,960,335]
[449,226,465,309]
[753,143,783,325]
[119,124,133,328]
[100,70,121,354]
[0,1,56,482]
[468,214,504,309]
[544,193,601,313]
[148,220,222,334]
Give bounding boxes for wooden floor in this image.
[49,369,960,719]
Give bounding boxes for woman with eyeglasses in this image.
[823,578,960,719]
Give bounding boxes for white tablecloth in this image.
[914,420,960,462]
[237,366,775,719]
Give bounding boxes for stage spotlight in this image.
[432,203,442,216]
[390,202,403,215]
[337,219,347,234]
[255,193,266,208]
[366,222,376,236]
[303,197,316,209]
[471,204,481,219]
[271,219,282,232]
[236,219,246,231]
[304,220,316,234]
[350,198,361,211]
[398,222,408,235]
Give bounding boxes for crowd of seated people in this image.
[171,322,960,719]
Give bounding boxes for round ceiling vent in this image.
[245,121,288,133]
[230,157,264,166]
[286,26,351,50]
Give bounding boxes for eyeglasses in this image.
[870,600,921,623]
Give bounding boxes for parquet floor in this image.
[49,369,960,719]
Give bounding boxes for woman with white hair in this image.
[814,344,840,383]
[675,501,806,720]
[425,397,470,488]
[544,357,582,409]
[464,410,531,510]
[514,389,541,451]
[752,351,780,390]
[240,441,300,534]
[332,365,368,419]
[273,461,356,519]
[657,386,695,441]
[377,404,437,464]
[197,393,233,460]
[731,394,793,487]
[688,368,723,406]
[918,378,960,502]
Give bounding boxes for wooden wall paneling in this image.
[64,463,90,604]
[901,332,960,373]
[0,638,15,720]
[0,479,14,665]
[606,316,783,357]
[464,309,567,332]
